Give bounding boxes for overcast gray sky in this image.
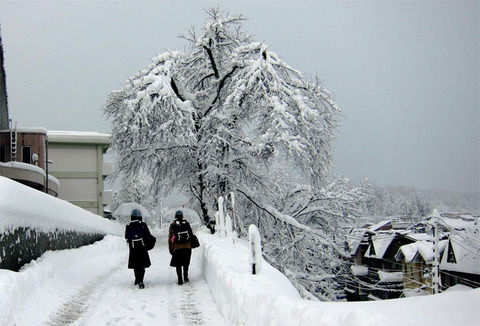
[0,0,478,194]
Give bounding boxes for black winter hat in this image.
[131,209,142,220]
[175,210,183,220]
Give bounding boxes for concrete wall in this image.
[0,226,104,271]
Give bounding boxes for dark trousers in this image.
[176,265,189,284]
[134,267,145,284]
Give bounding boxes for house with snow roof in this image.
[440,232,480,290]
[346,220,394,266]
[395,237,448,296]
[362,230,414,300]
[345,221,415,301]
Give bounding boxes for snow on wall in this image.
[0,176,123,235]
[199,232,480,326]
[0,176,123,270]
[0,226,104,271]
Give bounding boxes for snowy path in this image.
[11,233,228,326]
[62,234,226,326]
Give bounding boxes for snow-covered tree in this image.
[105,8,370,300]
[105,7,339,221]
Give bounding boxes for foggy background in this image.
[0,0,478,194]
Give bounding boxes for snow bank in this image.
[0,176,122,235]
[199,232,480,326]
[0,235,125,325]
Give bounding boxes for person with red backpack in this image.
[125,208,155,289]
[168,210,194,285]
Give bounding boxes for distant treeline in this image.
[364,185,479,217]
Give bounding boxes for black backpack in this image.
[174,220,191,243]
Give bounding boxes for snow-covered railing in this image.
[248,224,262,274]
[0,177,123,271]
[215,195,263,275]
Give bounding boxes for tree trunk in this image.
[196,162,210,223]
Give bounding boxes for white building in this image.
[47,131,112,215]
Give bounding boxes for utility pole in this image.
[431,209,440,294]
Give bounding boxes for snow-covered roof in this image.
[440,233,480,275]
[396,239,448,263]
[0,161,46,176]
[377,271,403,283]
[47,130,111,145]
[0,127,48,134]
[346,228,370,255]
[368,220,392,232]
[406,233,432,242]
[396,242,418,262]
[439,217,476,231]
[364,232,396,259]
[350,264,369,276]
[47,174,60,187]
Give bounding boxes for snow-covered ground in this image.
[1,178,479,325]
[0,228,478,326]
[0,229,227,326]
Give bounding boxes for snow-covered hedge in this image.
[0,177,123,270]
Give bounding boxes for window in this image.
[447,240,457,264]
[22,146,32,164]
[0,145,5,162]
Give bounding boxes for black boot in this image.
[176,266,183,285]
[183,266,189,283]
[135,268,145,288]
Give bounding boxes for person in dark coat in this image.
[169,210,194,285]
[125,208,152,289]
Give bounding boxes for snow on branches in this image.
[105,7,370,300]
[105,8,339,218]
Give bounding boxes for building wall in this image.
[48,142,108,215]
[48,146,97,172]
[0,32,9,130]
[0,131,47,168]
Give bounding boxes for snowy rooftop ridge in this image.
[364,232,396,259]
[396,240,448,263]
[440,233,480,274]
[0,127,47,134]
[47,130,111,144]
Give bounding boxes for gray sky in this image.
[0,0,478,193]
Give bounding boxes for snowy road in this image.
[9,233,228,326]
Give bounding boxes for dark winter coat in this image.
[125,220,152,269]
[168,219,194,267]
